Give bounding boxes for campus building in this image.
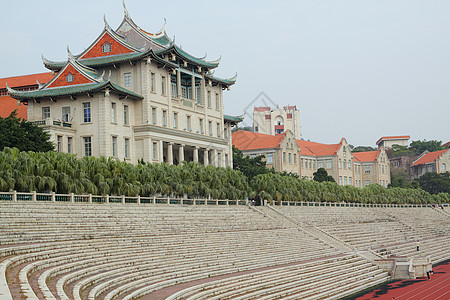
[376,135,410,149]
[410,149,450,179]
[7,3,241,167]
[232,130,391,187]
[252,106,301,139]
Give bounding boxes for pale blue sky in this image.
[1,1,449,146]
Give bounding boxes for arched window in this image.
[66,73,74,82]
[339,159,342,168]
[343,160,347,169]
[102,42,111,53]
[348,160,351,169]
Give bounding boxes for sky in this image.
[1,0,449,146]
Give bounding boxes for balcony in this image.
[31,119,73,128]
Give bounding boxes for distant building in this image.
[232,130,301,175]
[411,149,450,179]
[0,73,53,119]
[443,141,450,149]
[353,149,391,187]
[252,106,301,139]
[376,136,410,149]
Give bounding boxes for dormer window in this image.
[66,73,74,82]
[102,42,111,53]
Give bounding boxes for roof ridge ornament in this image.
[67,46,76,63]
[156,18,167,35]
[123,0,130,20]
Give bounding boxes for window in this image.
[326,159,332,169]
[225,154,229,166]
[301,159,304,168]
[111,103,116,123]
[150,73,155,92]
[215,93,219,110]
[283,152,286,163]
[216,123,220,138]
[318,160,323,168]
[123,105,129,125]
[161,76,166,95]
[199,118,203,133]
[349,177,352,185]
[382,165,384,174]
[67,137,72,154]
[83,137,92,157]
[152,108,156,125]
[173,112,178,129]
[42,107,50,119]
[171,82,177,97]
[313,160,316,169]
[442,163,446,172]
[162,110,167,127]
[294,154,297,164]
[102,42,111,53]
[181,86,187,98]
[339,159,342,169]
[348,160,351,170]
[218,153,222,167]
[344,176,347,185]
[83,103,91,123]
[365,180,371,187]
[208,121,212,136]
[365,165,371,173]
[196,86,201,104]
[339,176,342,185]
[112,136,117,157]
[288,153,292,164]
[207,91,211,108]
[124,73,132,87]
[309,160,312,169]
[152,142,157,160]
[186,116,191,131]
[57,136,62,152]
[66,73,74,82]
[343,160,347,169]
[124,138,130,158]
[267,153,273,164]
[62,106,70,122]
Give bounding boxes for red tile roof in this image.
[353,150,380,162]
[376,135,410,145]
[0,72,54,120]
[232,130,285,151]
[297,140,341,157]
[0,96,27,119]
[0,72,53,89]
[412,149,449,166]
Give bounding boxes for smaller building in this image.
[376,135,410,149]
[353,149,391,187]
[0,73,53,119]
[252,106,301,139]
[232,130,301,175]
[410,149,450,179]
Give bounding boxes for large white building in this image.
[253,106,301,140]
[8,4,242,167]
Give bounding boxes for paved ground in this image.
[356,260,450,300]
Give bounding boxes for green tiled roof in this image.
[155,45,220,69]
[205,73,237,86]
[9,81,143,100]
[224,114,244,123]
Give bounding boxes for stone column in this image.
[143,137,152,162]
[200,72,206,106]
[177,69,181,99]
[167,142,173,165]
[213,149,218,167]
[179,144,185,163]
[203,148,209,166]
[159,140,164,163]
[193,146,199,162]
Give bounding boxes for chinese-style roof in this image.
[156,44,221,69]
[7,81,143,101]
[353,150,380,162]
[0,72,53,90]
[224,114,244,125]
[205,73,237,87]
[412,149,449,166]
[297,140,341,157]
[232,130,285,151]
[376,135,410,145]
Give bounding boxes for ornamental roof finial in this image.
[67,46,75,63]
[123,0,130,20]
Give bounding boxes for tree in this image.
[313,168,335,183]
[409,140,443,155]
[231,126,252,133]
[388,168,411,188]
[0,111,54,152]
[352,146,377,152]
[413,172,450,195]
[232,146,269,182]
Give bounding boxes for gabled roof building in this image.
[353,149,390,188]
[7,2,240,166]
[411,149,450,179]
